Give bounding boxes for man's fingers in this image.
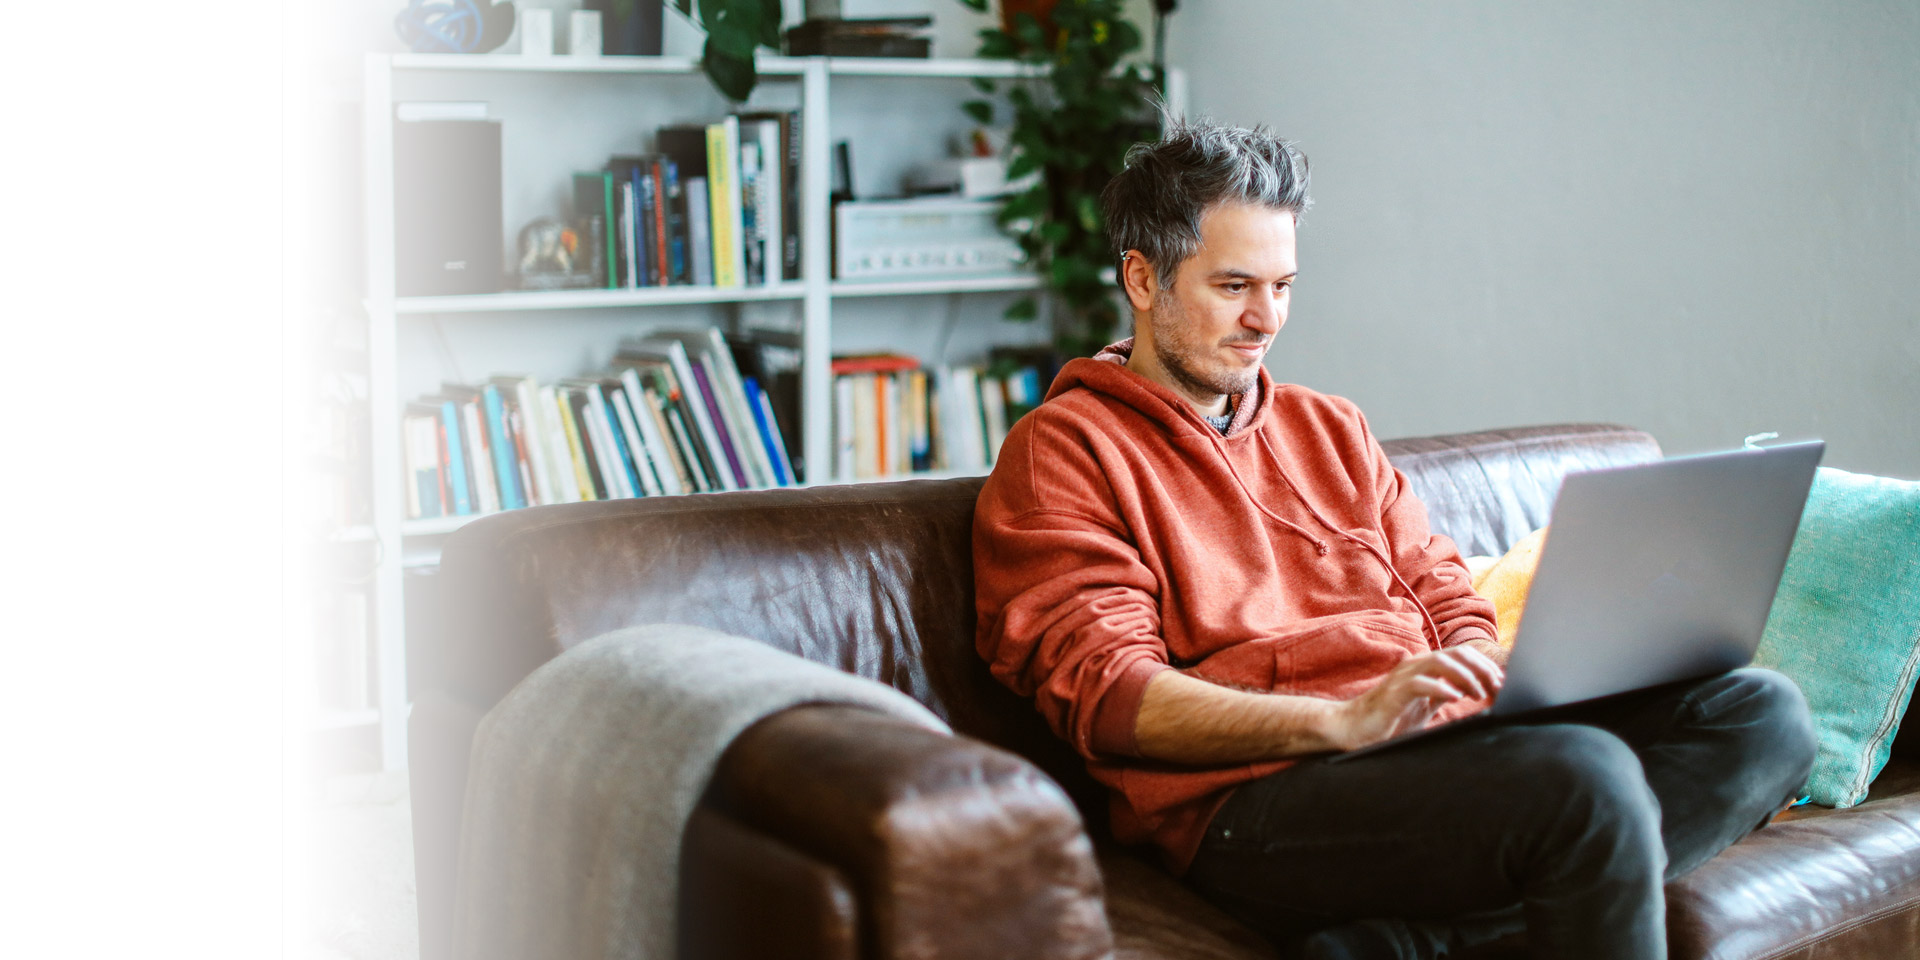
[1450,644,1506,689]
[1405,674,1466,704]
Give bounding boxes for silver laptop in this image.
[1330,440,1824,762]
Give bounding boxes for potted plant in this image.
[957,0,1174,355]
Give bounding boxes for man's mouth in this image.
[1224,340,1269,361]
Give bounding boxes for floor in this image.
[305,770,418,960]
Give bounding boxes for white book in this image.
[696,328,776,486]
[618,180,639,288]
[618,367,685,495]
[505,377,555,505]
[944,366,988,472]
[624,338,739,491]
[884,373,906,475]
[685,177,714,286]
[979,374,1009,466]
[608,385,663,496]
[537,384,583,503]
[835,375,857,481]
[402,415,431,519]
[739,141,763,286]
[851,373,878,479]
[577,384,634,499]
[752,119,782,288]
[461,401,501,513]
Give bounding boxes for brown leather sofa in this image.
[414,422,1920,960]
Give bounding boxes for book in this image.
[497,376,556,505]
[743,376,794,486]
[705,117,744,288]
[684,178,714,286]
[460,397,501,514]
[831,353,922,375]
[438,399,474,515]
[552,387,599,501]
[617,179,638,287]
[849,373,878,479]
[404,402,445,519]
[618,361,706,493]
[619,357,716,492]
[739,117,783,287]
[537,384,586,503]
[600,378,663,496]
[661,159,688,284]
[615,367,683,495]
[649,157,671,285]
[687,328,776,486]
[834,374,857,481]
[562,386,612,499]
[688,359,748,487]
[738,140,764,286]
[979,374,1009,465]
[568,379,636,498]
[739,110,801,281]
[573,171,617,289]
[621,338,739,491]
[905,369,931,472]
[481,384,526,510]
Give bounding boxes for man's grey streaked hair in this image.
[1100,118,1311,286]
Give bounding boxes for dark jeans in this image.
[1183,668,1816,960]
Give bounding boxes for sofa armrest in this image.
[680,806,859,960]
[703,703,1114,960]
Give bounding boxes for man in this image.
[971,121,1816,959]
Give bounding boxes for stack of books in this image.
[784,17,933,58]
[402,329,800,520]
[830,353,1049,481]
[569,111,801,291]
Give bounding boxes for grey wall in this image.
[1168,1,1919,478]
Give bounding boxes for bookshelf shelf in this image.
[393,282,807,314]
[387,53,1037,80]
[310,707,382,732]
[830,274,1042,298]
[358,51,1183,770]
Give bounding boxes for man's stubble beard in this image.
[1148,287,1262,401]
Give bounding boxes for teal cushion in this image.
[1753,467,1920,807]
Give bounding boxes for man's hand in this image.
[1327,645,1505,751]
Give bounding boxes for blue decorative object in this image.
[395,0,517,54]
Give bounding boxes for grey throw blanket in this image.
[452,623,951,960]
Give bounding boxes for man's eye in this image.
[1223,282,1248,293]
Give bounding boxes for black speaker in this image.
[393,117,504,297]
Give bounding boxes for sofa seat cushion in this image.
[1666,758,1920,959]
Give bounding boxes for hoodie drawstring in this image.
[1211,428,1445,648]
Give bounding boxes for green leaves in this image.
[697,0,783,102]
[961,100,995,124]
[965,0,1167,345]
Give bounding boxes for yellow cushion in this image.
[1469,528,1549,649]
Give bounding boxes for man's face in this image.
[1128,202,1298,409]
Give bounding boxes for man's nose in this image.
[1244,289,1285,334]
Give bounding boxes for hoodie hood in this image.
[1046,338,1269,439]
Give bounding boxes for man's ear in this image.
[1120,250,1156,313]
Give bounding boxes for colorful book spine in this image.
[706,118,742,288]
[689,360,747,487]
[482,385,525,510]
[743,376,790,486]
[439,400,474,515]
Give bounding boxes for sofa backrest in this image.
[411,422,1658,960]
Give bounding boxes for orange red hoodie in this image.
[972,341,1497,873]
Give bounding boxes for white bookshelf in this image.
[351,51,1183,768]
